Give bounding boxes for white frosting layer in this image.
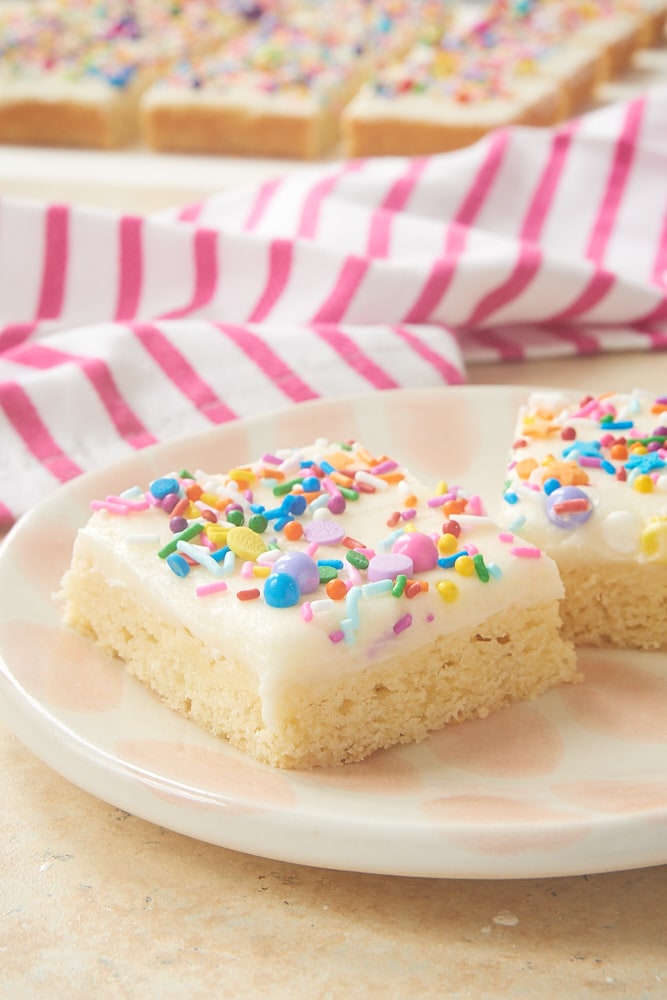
[501,391,667,564]
[65,440,565,727]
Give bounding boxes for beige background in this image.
[2,48,667,1000]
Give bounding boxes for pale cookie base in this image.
[342,86,560,158]
[0,91,141,148]
[558,560,667,651]
[141,98,337,159]
[62,567,578,770]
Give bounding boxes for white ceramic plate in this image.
[1,385,666,879]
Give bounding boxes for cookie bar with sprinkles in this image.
[60,439,576,769]
[0,0,265,148]
[341,0,657,157]
[139,0,449,159]
[502,390,667,651]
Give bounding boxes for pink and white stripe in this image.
[1,88,667,528]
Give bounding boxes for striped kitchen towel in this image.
[1,87,667,528]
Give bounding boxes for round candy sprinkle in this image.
[454,554,474,576]
[391,531,438,573]
[600,510,642,554]
[327,495,346,515]
[169,516,188,533]
[326,578,348,600]
[273,551,320,594]
[367,552,413,582]
[545,486,593,528]
[248,512,268,533]
[263,573,299,608]
[304,519,346,546]
[640,519,667,560]
[436,580,458,602]
[441,519,461,538]
[437,533,458,556]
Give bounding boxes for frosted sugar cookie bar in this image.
[61,440,577,770]
[140,1,448,158]
[502,391,667,650]
[0,0,261,148]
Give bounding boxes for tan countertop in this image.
[2,98,667,997]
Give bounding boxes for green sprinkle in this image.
[318,565,338,584]
[627,435,667,445]
[473,553,490,582]
[158,522,203,559]
[178,469,195,479]
[392,574,407,597]
[272,477,303,496]
[346,550,369,570]
[248,513,268,533]
[339,486,360,501]
[226,509,245,526]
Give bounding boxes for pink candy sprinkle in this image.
[498,532,514,543]
[467,494,485,516]
[511,545,542,558]
[393,613,412,635]
[195,581,228,597]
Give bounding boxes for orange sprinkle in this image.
[375,471,405,484]
[403,493,418,507]
[357,446,377,466]
[185,483,203,501]
[172,497,190,517]
[442,499,467,516]
[259,468,285,482]
[326,578,348,600]
[283,520,304,541]
[610,443,628,460]
[330,471,355,487]
[516,457,538,479]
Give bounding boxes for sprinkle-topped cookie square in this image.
[502,390,667,650]
[60,439,576,768]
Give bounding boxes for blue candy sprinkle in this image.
[264,572,300,608]
[166,553,190,577]
[150,476,180,499]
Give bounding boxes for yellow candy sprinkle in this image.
[226,525,268,562]
[229,468,256,484]
[454,554,474,577]
[200,491,223,507]
[435,480,448,496]
[436,579,459,602]
[253,564,271,578]
[438,533,458,555]
[633,474,654,493]
[204,524,228,545]
[640,518,667,562]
